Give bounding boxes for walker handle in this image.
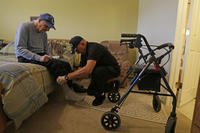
[157,43,174,50]
[121,33,137,38]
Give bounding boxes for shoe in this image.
[72,83,87,93]
[92,94,105,106]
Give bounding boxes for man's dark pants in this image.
[87,66,120,97]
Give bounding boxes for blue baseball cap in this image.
[40,13,56,30]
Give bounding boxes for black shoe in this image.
[92,94,105,106]
[72,83,87,93]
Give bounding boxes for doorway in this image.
[169,0,200,120]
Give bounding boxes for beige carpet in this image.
[16,89,192,133]
[76,92,168,124]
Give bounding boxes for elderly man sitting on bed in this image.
[14,13,86,101]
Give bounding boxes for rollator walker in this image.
[101,34,177,133]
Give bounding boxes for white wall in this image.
[137,0,179,73]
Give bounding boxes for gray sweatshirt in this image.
[14,21,48,61]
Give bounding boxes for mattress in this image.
[0,55,57,128]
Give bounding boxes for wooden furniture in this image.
[0,95,6,133]
[191,77,200,133]
[0,83,15,133]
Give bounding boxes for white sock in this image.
[62,84,85,102]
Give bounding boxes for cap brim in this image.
[45,21,56,30]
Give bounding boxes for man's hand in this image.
[57,76,67,85]
[40,55,51,62]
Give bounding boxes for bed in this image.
[0,39,73,131]
[0,55,59,128]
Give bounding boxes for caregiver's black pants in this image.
[87,66,120,97]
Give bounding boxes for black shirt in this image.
[80,42,119,69]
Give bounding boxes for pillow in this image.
[47,39,75,68]
[0,40,9,50]
[48,39,71,58]
[0,41,15,55]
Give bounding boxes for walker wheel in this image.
[108,91,120,103]
[101,111,121,130]
[152,95,161,112]
[165,115,177,133]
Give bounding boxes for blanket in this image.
[0,55,57,128]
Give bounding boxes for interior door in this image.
[179,0,200,106]
[168,0,190,106]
